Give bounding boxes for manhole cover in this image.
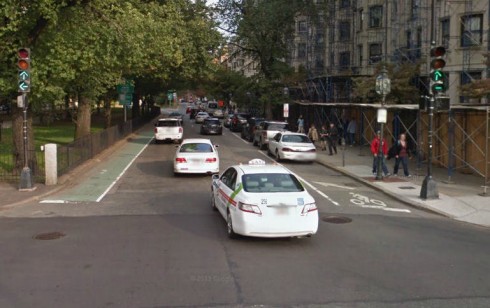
[322,216,352,224]
[399,186,416,190]
[33,232,65,240]
[343,183,360,188]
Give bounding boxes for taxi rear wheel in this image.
[227,211,238,239]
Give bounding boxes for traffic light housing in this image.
[429,46,447,95]
[17,48,31,93]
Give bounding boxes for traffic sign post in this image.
[117,81,134,122]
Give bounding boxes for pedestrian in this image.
[307,124,319,147]
[370,130,390,176]
[393,133,411,177]
[319,124,328,151]
[347,119,357,146]
[297,115,305,133]
[326,122,338,155]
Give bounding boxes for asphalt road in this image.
[1,106,489,308]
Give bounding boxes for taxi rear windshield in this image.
[242,173,304,193]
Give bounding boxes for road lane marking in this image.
[257,151,340,206]
[230,131,250,144]
[349,192,411,213]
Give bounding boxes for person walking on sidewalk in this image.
[319,124,328,151]
[326,122,338,155]
[393,133,411,177]
[346,119,357,146]
[297,115,305,133]
[370,130,390,176]
[307,124,319,148]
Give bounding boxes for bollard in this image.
[45,143,58,185]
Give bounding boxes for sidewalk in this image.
[314,144,490,228]
[1,136,489,228]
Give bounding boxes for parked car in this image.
[223,113,234,128]
[174,138,219,175]
[168,111,184,121]
[211,158,318,238]
[154,118,183,144]
[241,117,265,142]
[267,132,316,162]
[195,111,210,124]
[200,118,223,135]
[229,113,251,132]
[253,120,289,149]
[0,104,10,114]
[189,107,199,120]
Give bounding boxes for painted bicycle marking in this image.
[349,192,411,213]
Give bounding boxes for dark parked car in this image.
[223,113,234,128]
[229,113,252,132]
[200,118,223,135]
[241,117,265,142]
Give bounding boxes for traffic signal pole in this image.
[420,0,439,199]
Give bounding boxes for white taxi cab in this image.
[211,159,318,238]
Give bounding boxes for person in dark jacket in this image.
[393,133,411,177]
[326,122,338,155]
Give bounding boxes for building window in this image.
[461,14,482,47]
[415,27,422,59]
[298,20,308,33]
[340,0,350,8]
[315,56,324,70]
[329,27,334,43]
[441,18,450,48]
[339,52,350,69]
[411,0,420,19]
[358,9,364,31]
[339,21,351,41]
[358,44,363,66]
[297,43,307,59]
[330,52,335,67]
[406,30,411,48]
[369,5,383,28]
[369,43,382,63]
[460,71,481,102]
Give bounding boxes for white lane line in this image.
[313,181,355,190]
[95,137,153,202]
[230,131,250,144]
[256,151,340,206]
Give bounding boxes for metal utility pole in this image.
[420,0,439,199]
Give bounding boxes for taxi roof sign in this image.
[248,159,266,165]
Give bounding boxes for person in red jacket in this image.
[370,130,390,176]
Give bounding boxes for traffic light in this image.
[17,48,31,93]
[429,46,447,95]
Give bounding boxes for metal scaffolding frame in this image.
[289,101,490,194]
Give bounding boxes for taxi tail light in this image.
[238,202,262,215]
[301,203,317,215]
[175,157,187,163]
[179,127,183,133]
[154,127,157,133]
[282,147,293,152]
[306,148,316,152]
[205,157,217,163]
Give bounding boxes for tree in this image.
[215,0,316,118]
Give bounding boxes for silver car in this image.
[195,112,210,124]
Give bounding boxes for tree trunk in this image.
[103,96,112,129]
[12,98,37,174]
[75,95,92,139]
[264,100,273,119]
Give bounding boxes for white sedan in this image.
[267,132,317,162]
[174,138,219,175]
[211,159,318,238]
[195,112,210,123]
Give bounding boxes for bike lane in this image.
[40,130,154,204]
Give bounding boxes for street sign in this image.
[283,103,289,118]
[118,93,132,106]
[375,73,391,96]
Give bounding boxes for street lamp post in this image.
[375,70,390,180]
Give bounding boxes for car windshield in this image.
[180,143,214,153]
[268,123,288,130]
[282,134,311,143]
[169,112,182,117]
[157,121,180,127]
[242,173,304,193]
[205,119,220,125]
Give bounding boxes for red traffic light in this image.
[430,46,446,57]
[17,48,31,71]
